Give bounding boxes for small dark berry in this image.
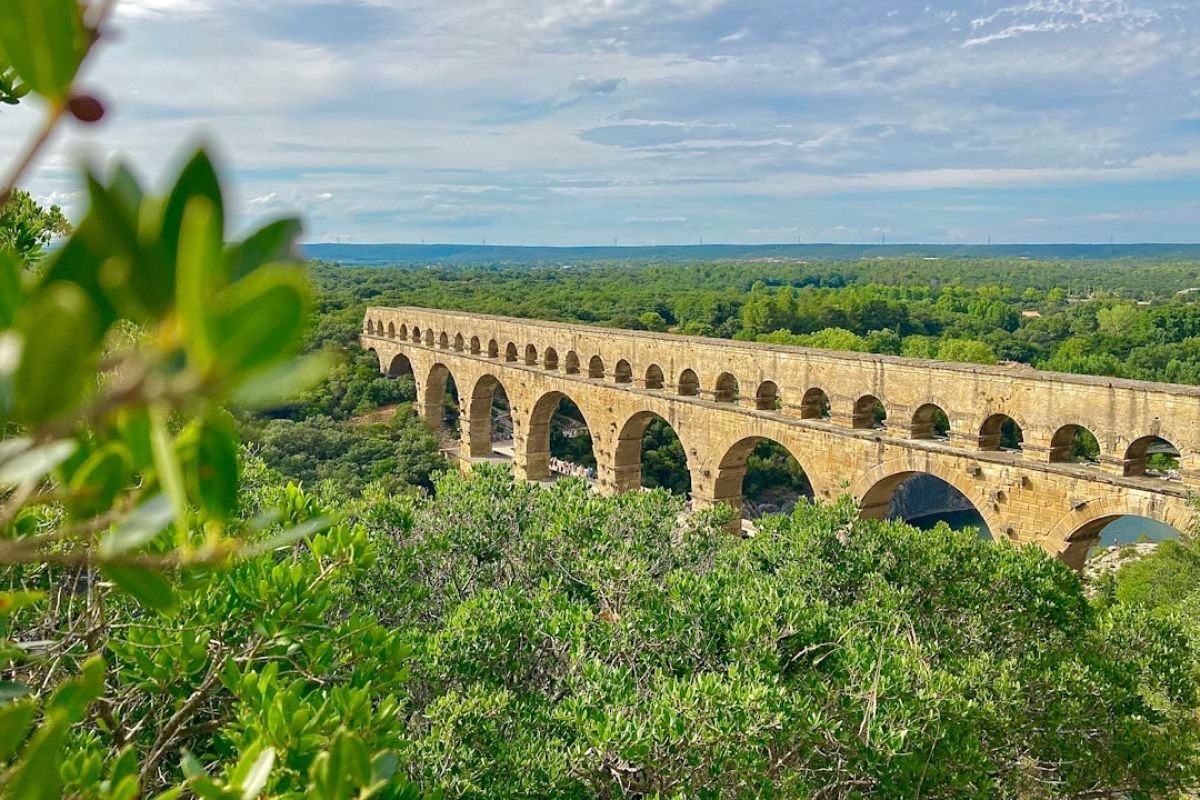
[67,94,106,123]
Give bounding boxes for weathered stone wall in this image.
[361,306,1198,571]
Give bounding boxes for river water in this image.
[908,510,1180,546]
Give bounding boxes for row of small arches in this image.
[369,319,1183,481]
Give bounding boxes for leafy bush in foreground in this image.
[363,466,1200,799]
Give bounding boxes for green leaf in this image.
[0,698,36,762]
[0,681,29,703]
[0,590,44,617]
[225,218,302,282]
[99,494,173,557]
[237,516,333,561]
[79,172,159,322]
[159,151,224,301]
[230,743,275,800]
[68,442,132,518]
[230,351,339,409]
[329,730,371,788]
[150,406,189,530]
[47,655,105,717]
[116,407,154,469]
[103,565,177,615]
[0,250,22,329]
[1,714,69,800]
[210,266,310,378]
[193,414,239,519]
[39,221,117,333]
[108,746,140,794]
[13,282,99,424]
[175,197,223,373]
[0,438,76,487]
[0,0,86,101]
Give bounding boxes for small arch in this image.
[645,364,665,390]
[1050,424,1100,465]
[800,388,831,420]
[411,326,422,343]
[588,355,605,379]
[366,319,376,335]
[438,331,449,349]
[387,321,396,338]
[543,347,559,371]
[505,342,519,363]
[388,352,414,378]
[424,329,434,346]
[524,344,538,366]
[614,359,633,384]
[470,336,481,355]
[980,413,1023,452]
[564,351,580,375]
[487,339,500,359]
[1123,435,1181,480]
[911,403,950,440]
[754,381,781,411]
[714,372,739,403]
[677,369,699,397]
[454,333,465,352]
[853,395,886,430]
[399,324,408,340]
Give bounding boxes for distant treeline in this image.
[303,241,1200,266]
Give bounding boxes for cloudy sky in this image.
[5,0,1200,244]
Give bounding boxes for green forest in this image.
[6,2,1200,798]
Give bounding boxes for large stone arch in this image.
[421,362,459,433]
[707,434,818,531]
[607,409,694,496]
[1042,495,1193,571]
[463,372,515,459]
[521,389,601,481]
[850,457,1006,542]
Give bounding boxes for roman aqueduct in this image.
[362,306,1200,570]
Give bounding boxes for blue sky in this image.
[6,0,1200,244]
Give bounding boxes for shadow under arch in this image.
[388,352,414,378]
[852,461,1004,542]
[464,372,514,459]
[523,389,598,482]
[713,435,814,529]
[677,368,699,397]
[612,409,691,496]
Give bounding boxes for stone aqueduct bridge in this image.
[362,306,1200,570]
